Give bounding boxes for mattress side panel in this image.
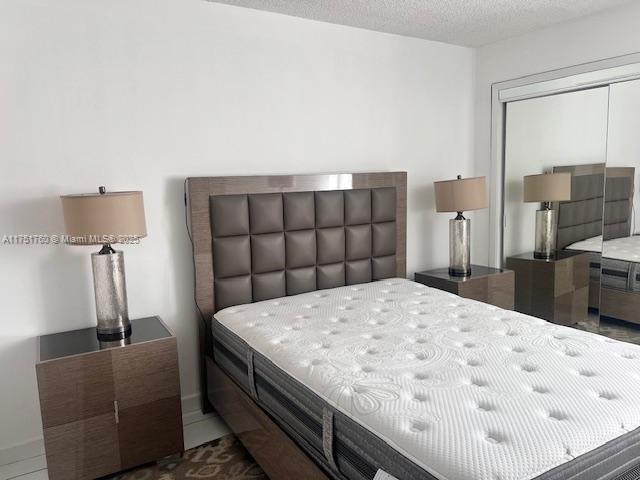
[212,319,435,480]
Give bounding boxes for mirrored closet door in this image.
[503,88,607,331]
[502,78,640,343]
[598,79,640,342]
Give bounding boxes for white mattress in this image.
[567,234,640,262]
[215,278,640,480]
[566,235,603,253]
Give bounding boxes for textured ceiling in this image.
[207,0,633,47]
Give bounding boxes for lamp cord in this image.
[184,178,206,321]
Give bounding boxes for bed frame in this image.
[186,172,407,479]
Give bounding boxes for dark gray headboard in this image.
[603,167,635,241]
[553,164,605,251]
[186,172,407,320]
[553,164,634,250]
[209,188,398,311]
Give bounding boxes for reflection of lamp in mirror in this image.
[523,173,571,259]
[434,175,488,277]
[61,188,146,339]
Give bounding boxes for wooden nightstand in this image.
[506,251,589,326]
[414,265,515,310]
[36,316,184,480]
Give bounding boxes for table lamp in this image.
[61,187,146,339]
[434,175,488,277]
[523,173,571,259]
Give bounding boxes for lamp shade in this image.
[433,176,488,213]
[523,173,571,202]
[61,190,146,245]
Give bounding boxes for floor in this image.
[575,312,640,345]
[0,413,231,480]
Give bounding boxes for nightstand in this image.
[506,251,589,326]
[414,265,515,310]
[36,316,184,480]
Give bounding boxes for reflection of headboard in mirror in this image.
[552,164,605,251]
[603,167,634,241]
[552,164,634,249]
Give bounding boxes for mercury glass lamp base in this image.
[449,267,472,277]
[534,208,556,260]
[97,327,132,342]
[91,249,131,338]
[449,216,471,278]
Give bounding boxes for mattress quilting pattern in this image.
[602,235,640,263]
[567,234,640,263]
[566,235,603,253]
[215,278,640,480]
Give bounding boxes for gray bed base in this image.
[585,254,640,293]
[212,319,640,480]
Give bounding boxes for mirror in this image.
[503,88,608,331]
[598,79,640,343]
[503,79,640,344]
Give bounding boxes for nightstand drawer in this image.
[414,265,514,310]
[43,412,120,480]
[36,351,115,428]
[118,396,183,469]
[112,337,180,410]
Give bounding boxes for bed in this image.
[567,236,640,288]
[555,165,639,323]
[186,172,640,480]
[566,234,640,324]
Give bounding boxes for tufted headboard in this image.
[186,172,407,365]
[602,167,634,241]
[552,164,635,250]
[209,187,400,311]
[552,164,605,251]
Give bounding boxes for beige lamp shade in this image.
[61,190,146,245]
[434,176,488,213]
[523,173,571,202]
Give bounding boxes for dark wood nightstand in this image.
[414,265,515,310]
[506,251,589,326]
[36,316,184,480]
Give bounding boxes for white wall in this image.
[0,0,475,451]
[503,87,609,256]
[474,1,640,265]
[607,79,640,234]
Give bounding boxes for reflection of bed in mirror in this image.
[552,164,605,310]
[556,164,639,324]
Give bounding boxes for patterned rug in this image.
[108,435,268,480]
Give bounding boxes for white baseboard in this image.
[181,392,217,426]
[0,437,45,467]
[0,393,214,467]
